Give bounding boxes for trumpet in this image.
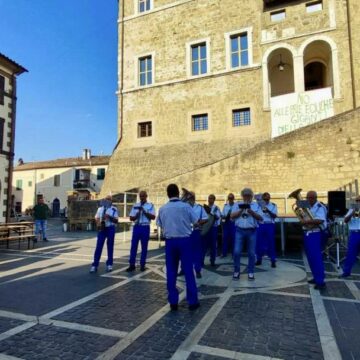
[288,188,315,225]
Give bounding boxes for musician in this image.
[221,193,236,257]
[231,188,263,280]
[126,191,156,272]
[157,184,200,311]
[256,192,278,268]
[178,191,208,278]
[204,194,222,266]
[341,195,360,278]
[302,190,327,289]
[90,195,119,273]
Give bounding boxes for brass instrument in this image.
[180,188,195,205]
[288,188,315,225]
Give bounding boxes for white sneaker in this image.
[106,265,113,272]
[233,272,240,280]
[248,273,255,280]
[89,266,97,273]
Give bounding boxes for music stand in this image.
[324,217,348,269]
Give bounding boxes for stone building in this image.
[0,53,27,223]
[12,150,110,216]
[102,0,360,197]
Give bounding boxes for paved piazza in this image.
[1,223,360,359]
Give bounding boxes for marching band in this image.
[90,185,360,310]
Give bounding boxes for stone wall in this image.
[145,107,360,197]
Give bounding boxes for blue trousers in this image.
[256,223,276,262]
[35,220,47,239]
[92,226,115,267]
[343,231,360,276]
[191,229,203,273]
[165,237,198,306]
[129,224,150,267]
[233,228,256,273]
[204,226,218,265]
[304,231,325,285]
[222,221,235,256]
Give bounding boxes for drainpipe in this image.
[346,0,356,109]
[6,75,17,222]
[113,0,125,152]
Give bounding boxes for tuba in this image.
[181,188,195,205]
[288,188,315,224]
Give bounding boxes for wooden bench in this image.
[0,223,36,249]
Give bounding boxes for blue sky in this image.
[0,0,118,161]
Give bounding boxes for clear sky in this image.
[0,0,118,162]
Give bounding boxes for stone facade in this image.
[0,54,26,223]
[102,0,360,197]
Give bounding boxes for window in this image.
[0,118,4,151]
[230,33,248,68]
[16,179,23,190]
[54,175,60,187]
[232,108,251,127]
[139,56,152,86]
[28,181,32,187]
[139,0,151,13]
[138,121,152,138]
[191,43,207,76]
[192,114,208,132]
[306,1,322,13]
[271,10,286,22]
[0,75,4,105]
[97,168,106,180]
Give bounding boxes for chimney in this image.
[82,149,91,160]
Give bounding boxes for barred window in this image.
[230,33,248,68]
[191,43,207,76]
[139,0,151,13]
[232,108,251,127]
[192,114,208,132]
[138,121,152,138]
[139,56,152,86]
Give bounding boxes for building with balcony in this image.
[12,150,110,216]
[102,0,360,196]
[0,53,27,223]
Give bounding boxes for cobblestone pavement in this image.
[1,223,360,359]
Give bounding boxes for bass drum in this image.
[200,213,215,236]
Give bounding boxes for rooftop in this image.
[0,53,28,75]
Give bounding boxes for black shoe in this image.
[140,266,147,272]
[307,279,316,284]
[170,304,178,311]
[271,261,276,268]
[126,265,136,272]
[177,270,184,277]
[196,272,202,279]
[210,262,216,267]
[255,260,262,266]
[189,303,200,311]
[33,238,38,243]
[43,238,49,242]
[339,273,350,278]
[314,283,326,290]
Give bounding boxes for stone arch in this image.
[299,35,340,98]
[262,43,298,108]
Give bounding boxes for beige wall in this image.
[103,0,359,196]
[13,165,108,213]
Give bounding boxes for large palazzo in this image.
[102,0,360,197]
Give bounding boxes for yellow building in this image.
[0,53,27,223]
[13,150,110,216]
[102,0,360,196]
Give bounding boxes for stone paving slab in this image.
[199,293,323,360]
[0,317,25,333]
[54,280,168,332]
[324,300,360,360]
[114,298,217,360]
[198,285,227,296]
[188,353,227,360]
[140,271,166,281]
[273,284,310,295]
[319,281,355,300]
[0,323,119,359]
